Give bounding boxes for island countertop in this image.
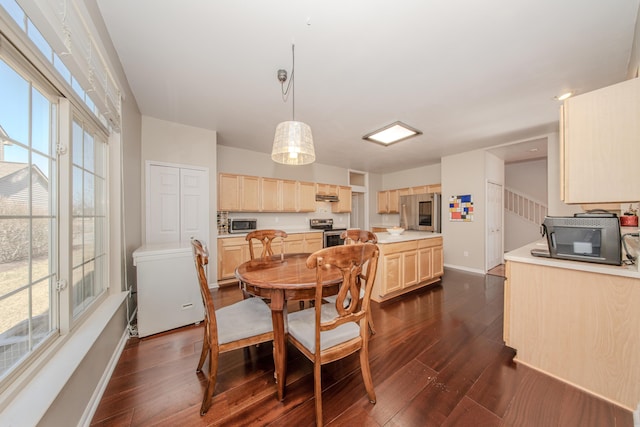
[505,239,640,279]
[374,231,442,244]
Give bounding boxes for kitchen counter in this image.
[374,231,442,244]
[218,228,320,238]
[370,232,443,302]
[504,239,640,279]
[504,240,640,410]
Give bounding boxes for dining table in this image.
[234,252,342,401]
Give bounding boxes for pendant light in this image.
[271,44,315,165]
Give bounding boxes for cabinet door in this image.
[377,191,388,213]
[218,173,240,211]
[261,177,280,211]
[418,247,433,283]
[332,186,352,213]
[427,184,442,194]
[284,236,304,253]
[298,181,316,212]
[562,77,640,203]
[148,165,180,243]
[412,185,428,195]
[240,176,260,211]
[316,183,338,196]
[303,233,323,253]
[403,251,418,287]
[381,252,403,294]
[281,180,297,212]
[217,238,247,280]
[398,188,411,197]
[432,246,444,277]
[180,168,209,242]
[388,190,399,213]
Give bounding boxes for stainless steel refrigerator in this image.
[399,193,441,232]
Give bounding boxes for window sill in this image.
[0,291,128,426]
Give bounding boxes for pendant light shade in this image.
[272,120,315,165]
[271,44,315,165]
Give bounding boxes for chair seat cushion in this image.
[216,297,273,344]
[287,304,360,353]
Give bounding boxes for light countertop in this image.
[505,239,640,279]
[217,228,322,238]
[374,231,442,244]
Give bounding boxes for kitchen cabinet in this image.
[218,173,260,211]
[372,235,443,302]
[298,181,317,212]
[303,232,323,253]
[218,174,317,213]
[331,185,352,213]
[261,178,280,211]
[377,190,399,213]
[560,77,640,203]
[281,180,297,211]
[217,232,323,285]
[316,183,338,197]
[504,252,640,409]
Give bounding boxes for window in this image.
[0,2,111,383]
[0,55,57,379]
[71,119,107,316]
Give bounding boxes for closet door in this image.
[147,163,209,244]
[147,165,180,243]
[180,168,209,242]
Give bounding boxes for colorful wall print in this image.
[449,194,474,221]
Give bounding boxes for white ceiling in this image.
[95,0,639,173]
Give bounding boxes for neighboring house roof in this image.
[0,161,50,211]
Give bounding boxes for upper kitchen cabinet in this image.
[218,173,260,211]
[298,181,317,212]
[377,190,399,213]
[218,173,317,212]
[561,77,640,203]
[316,183,339,197]
[331,185,352,213]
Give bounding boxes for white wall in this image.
[141,116,218,250]
[441,150,488,273]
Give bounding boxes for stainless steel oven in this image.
[323,229,346,247]
[310,219,346,247]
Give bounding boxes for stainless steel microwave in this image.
[229,218,257,234]
[542,214,622,265]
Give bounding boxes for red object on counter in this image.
[620,215,638,226]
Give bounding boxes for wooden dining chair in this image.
[190,239,275,415]
[246,229,288,259]
[323,229,378,334]
[287,243,380,427]
[340,229,378,245]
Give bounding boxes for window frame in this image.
[0,6,114,392]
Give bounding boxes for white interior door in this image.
[147,165,180,244]
[146,162,209,244]
[180,168,209,242]
[486,181,503,271]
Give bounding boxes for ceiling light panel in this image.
[363,121,422,146]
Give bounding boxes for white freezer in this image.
[132,242,205,337]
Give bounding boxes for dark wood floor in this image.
[91,268,633,426]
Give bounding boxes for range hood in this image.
[315,194,339,202]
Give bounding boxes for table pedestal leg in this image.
[270,290,286,401]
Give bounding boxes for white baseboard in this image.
[79,328,130,427]
[443,263,486,275]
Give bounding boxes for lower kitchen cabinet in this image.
[372,236,443,302]
[217,232,323,285]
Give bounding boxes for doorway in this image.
[348,170,368,230]
[486,181,503,271]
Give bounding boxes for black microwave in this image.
[229,218,257,234]
[542,214,621,265]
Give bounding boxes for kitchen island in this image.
[371,231,443,302]
[504,240,640,410]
